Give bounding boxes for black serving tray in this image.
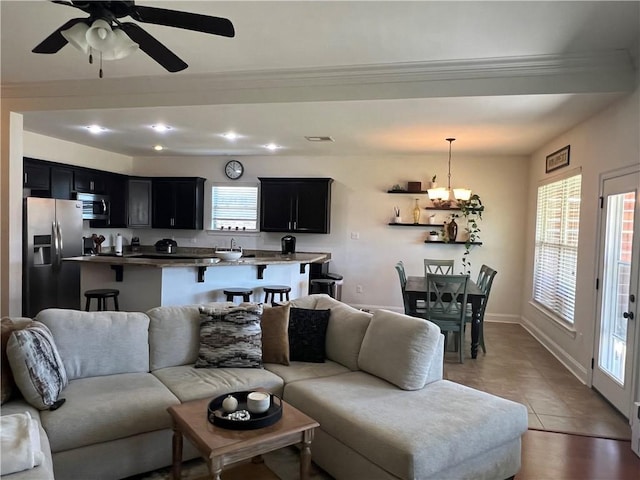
[207,391,282,430]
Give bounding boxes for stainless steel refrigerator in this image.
[23,197,83,317]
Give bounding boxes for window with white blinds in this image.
[211,185,258,231]
[533,173,582,323]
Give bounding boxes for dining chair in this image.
[395,261,427,316]
[464,265,497,354]
[395,262,411,315]
[424,259,455,276]
[426,273,469,363]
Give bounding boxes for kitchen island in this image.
[65,250,330,312]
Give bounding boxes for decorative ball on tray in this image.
[208,391,282,430]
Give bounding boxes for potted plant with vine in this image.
[456,194,484,274]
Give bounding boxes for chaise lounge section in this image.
[1,294,528,479]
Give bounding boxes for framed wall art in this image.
[545,145,570,173]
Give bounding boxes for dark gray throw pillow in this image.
[288,307,331,363]
[195,304,263,368]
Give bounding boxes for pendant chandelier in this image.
[427,138,472,204]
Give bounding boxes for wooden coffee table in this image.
[168,396,320,480]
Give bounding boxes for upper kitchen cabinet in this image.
[88,173,128,228]
[23,158,50,191]
[259,178,333,234]
[23,158,73,199]
[152,177,206,230]
[73,168,107,194]
[127,178,152,228]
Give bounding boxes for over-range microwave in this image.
[75,192,110,220]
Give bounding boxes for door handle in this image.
[623,311,635,320]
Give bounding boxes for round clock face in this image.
[224,160,244,180]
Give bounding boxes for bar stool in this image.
[84,289,120,311]
[263,285,291,304]
[310,279,336,298]
[223,288,253,303]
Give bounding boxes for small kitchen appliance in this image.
[155,238,177,253]
[281,235,296,254]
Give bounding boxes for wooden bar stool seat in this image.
[223,288,253,303]
[84,289,120,311]
[310,279,336,298]
[263,285,291,304]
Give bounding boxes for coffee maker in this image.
[281,235,296,254]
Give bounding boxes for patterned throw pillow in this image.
[195,304,263,368]
[261,303,290,365]
[288,307,331,363]
[6,321,68,410]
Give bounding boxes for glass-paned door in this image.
[593,170,639,418]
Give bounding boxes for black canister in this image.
[281,235,296,254]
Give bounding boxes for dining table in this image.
[404,275,486,359]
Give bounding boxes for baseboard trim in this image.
[520,315,588,384]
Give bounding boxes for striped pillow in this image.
[195,304,263,368]
[6,321,68,410]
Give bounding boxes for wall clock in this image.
[224,160,244,180]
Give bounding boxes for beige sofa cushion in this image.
[41,372,179,453]
[147,303,235,371]
[35,309,150,380]
[358,309,441,390]
[284,372,528,480]
[314,296,372,370]
[264,360,350,384]
[152,365,284,403]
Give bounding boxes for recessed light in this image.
[305,136,334,142]
[263,143,281,151]
[85,125,106,134]
[153,145,164,151]
[151,124,172,132]
[222,132,239,141]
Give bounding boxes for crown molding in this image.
[2,50,636,111]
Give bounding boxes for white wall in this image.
[24,131,133,174]
[521,88,640,382]
[129,152,529,316]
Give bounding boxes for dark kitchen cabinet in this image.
[152,177,205,230]
[88,173,127,228]
[50,166,74,200]
[259,178,333,233]
[74,169,106,194]
[127,178,152,228]
[23,158,50,190]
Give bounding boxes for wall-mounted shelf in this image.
[387,190,429,194]
[387,223,445,227]
[424,240,483,245]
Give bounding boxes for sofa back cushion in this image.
[35,309,150,380]
[147,305,202,370]
[357,309,441,390]
[314,295,372,370]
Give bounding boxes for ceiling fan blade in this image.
[32,17,89,53]
[131,5,235,38]
[119,23,188,72]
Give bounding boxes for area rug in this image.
[127,446,333,480]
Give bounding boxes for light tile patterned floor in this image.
[443,322,631,440]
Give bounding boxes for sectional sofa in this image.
[1,294,528,480]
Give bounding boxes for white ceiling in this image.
[2,1,639,157]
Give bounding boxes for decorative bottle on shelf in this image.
[446,217,458,242]
[413,199,421,224]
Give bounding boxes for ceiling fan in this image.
[32,1,235,73]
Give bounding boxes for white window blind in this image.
[211,185,258,231]
[533,173,582,323]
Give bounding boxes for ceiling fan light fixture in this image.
[86,19,114,51]
[61,22,90,54]
[101,28,139,60]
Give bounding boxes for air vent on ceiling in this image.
[305,136,334,142]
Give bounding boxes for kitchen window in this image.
[211,185,258,231]
[533,171,582,324]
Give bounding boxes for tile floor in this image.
[443,322,631,440]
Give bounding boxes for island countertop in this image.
[64,250,330,268]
